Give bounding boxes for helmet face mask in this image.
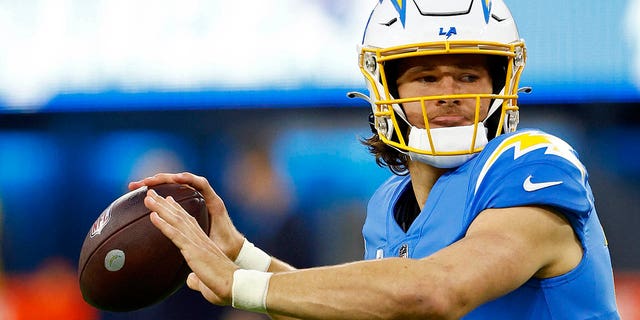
[359,0,526,167]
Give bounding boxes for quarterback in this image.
[131,0,620,318]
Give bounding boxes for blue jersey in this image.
[363,129,619,319]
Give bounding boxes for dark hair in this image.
[362,54,508,174]
[361,133,409,175]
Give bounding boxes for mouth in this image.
[428,115,471,128]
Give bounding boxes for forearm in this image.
[264,258,445,320]
[268,257,297,272]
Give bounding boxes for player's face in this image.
[393,54,493,129]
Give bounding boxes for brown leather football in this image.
[78,183,209,312]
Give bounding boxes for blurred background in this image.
[0,0,639,319]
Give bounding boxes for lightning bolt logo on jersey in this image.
[363,129,618,319]
[475,131,587,194]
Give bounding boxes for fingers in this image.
[129,172,183,190]
[130,172,227,217]
[149,211,180,245]
[129,172,217,198]
[146,189,197,229]
[149,209,230,304]
[168,173,225,211]
[136,172,242,262]
[146,188,238,305]
[129,172,197,188]
[187,272,199,288]
[146,189,216,252]
[147,197,188,250]
[146,190,199,247]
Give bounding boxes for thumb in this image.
[186,272,203,290]
[186,272,228,305]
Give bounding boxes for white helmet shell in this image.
[363,0,520,47]
[359,0,526,167]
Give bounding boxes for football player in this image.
[132,0,620,318]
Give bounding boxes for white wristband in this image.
[231,269,272,313]
[234,238,272,271]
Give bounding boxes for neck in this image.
[407,160,448,210]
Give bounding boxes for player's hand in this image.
[129,172,245,261]
[145,188,237,305]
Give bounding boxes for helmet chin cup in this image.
[410,153,481,169]
[407,124,489,168]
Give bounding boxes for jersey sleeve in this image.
[470,130,593,230]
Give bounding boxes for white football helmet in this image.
[359,0,526,168]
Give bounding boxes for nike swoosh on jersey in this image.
[523,175,563,192]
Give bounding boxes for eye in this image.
[460,74,480,82]
[418,75,437,83]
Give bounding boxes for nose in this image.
[435,77,461,106]
[436,97,461,107]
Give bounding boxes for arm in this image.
[147,186,581,319]
[265,205,582,319]
[265,259,302,320]
[267,207,581,318]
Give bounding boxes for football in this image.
[78,183,209,312]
